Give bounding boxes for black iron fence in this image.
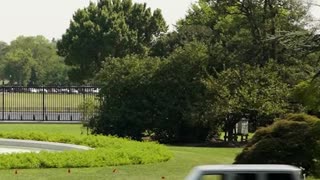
[0,86,100,121]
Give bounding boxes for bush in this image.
[78,98,97,134]
[90,55,163,140]
[91,42,213,143]
[234,113,320,176]
[0,132,172,169]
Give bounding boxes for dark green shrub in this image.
[91,43,214,143]
[234,113,320,176]
[90,55,163,140]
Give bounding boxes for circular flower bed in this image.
[0,132,172,169]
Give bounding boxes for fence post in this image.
[42,84,45,121]
[2,81,4,121]
[83,86,86,122]
[83,87,85,100]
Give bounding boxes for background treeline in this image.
[80,0,320,143]
[0,36,69,86]
[3,0,320,144]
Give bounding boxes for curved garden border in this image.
[0,132,172,169]
[0,138,93,151]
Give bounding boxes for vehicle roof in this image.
[193,164,301,172]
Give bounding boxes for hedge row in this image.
[0,132,172,169]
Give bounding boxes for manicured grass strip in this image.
[0,124,83,136]
[0,125,313,179]
[0,132,172,169]
[0,146,314,180]
[0,93,98,109]
[0,146,241,179]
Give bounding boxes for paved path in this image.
[0,146,38,154]
[0,139,92,151]
[0,139,92,154]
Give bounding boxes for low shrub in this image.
[234,113,320,177]
[0,132,172,169]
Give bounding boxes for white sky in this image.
[0,0,196,43]
[0,0,319,44]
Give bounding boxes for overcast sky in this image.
[0,0,319,44]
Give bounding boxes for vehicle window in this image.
[267,173,293,180]
[201,174,224,180]
[234,173,257,180]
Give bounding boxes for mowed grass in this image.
[0,124,84,136]
[0,124,241,180]
[0,124,316,180]
[0,93,98,110]
[0,146,240,180]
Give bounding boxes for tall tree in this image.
[57,0,167,83]
[3,36,69,86]
[0,41,8,80]
[0,41,7,57]
[291,77,320,117]
[90,42,214,143]
[150,42,212,143]
[203,62,291,140]
[177,0,309,67]
[90,55,163,140]
[150,25,214,57]
[3,49,34,85]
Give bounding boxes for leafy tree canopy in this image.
[0,41,8,80]
[90,55,163,140]
[86,0,320,143]
[175,0,311,67]
[90,42,213,143]
[202,61,291,139]
[291,77,320,116]
[57,0,167,83]
[150,25,214,57]
[0,41,8,57]
[212,62,290,117]
[3,36,69,86]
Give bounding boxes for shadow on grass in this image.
[165,141,249,148]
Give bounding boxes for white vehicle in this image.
[70,89,79,94]
[60,88,69,93]
[50,88,58,93]
[29,88,38,93]
[185,165,302,180]
[38,88,48,93]
[92,88,100,94]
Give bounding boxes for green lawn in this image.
[0,124,241,179]
[0,124,85,135]
[0,146,241,180]
[0,124,315,180]
[0,93,98,110]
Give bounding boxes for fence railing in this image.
[0,86,100,121]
